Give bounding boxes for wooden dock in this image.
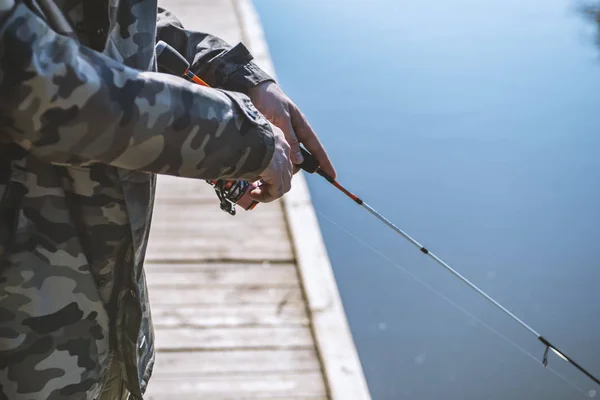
[144,1,371,399]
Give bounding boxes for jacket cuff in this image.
[191,42,275,94]
[216,90,275,179]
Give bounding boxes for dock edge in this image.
[232,1,372,398]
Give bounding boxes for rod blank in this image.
[298,146,600,388]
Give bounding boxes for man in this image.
[0,0,336,398]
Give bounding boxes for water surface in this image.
[255,1,600,399]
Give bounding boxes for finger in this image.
[283,166,292,194]
[250,177,285,203]
[249,184,275,203]
[290,105,337,179]
[282,156,294,192]
[247,175,262,183]
[278,114,303,165]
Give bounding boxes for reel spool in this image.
[207,179,259,216]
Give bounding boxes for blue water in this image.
[254,1,600,399]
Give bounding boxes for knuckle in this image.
[278,182,286,196]
[276,145,288,158]
[284,180,291,193]
[263,190,274,203]
[284,172,292,193]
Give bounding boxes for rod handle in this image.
[299,147,320,173]
[156,40,190,76]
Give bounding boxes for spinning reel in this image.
[156,41,261,216]
[206,179,258,216]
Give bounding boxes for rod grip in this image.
[156,40,190,76]
[299,147,319,173]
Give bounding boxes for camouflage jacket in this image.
[0,0,275,398]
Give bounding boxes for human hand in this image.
[249,81,336,178]
[250,123,294,203]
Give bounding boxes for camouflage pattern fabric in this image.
[0,0,275,398]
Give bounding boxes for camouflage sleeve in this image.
[156,7,275,94]
[0,2,275,181]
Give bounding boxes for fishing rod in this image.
[155,40,600,388]
[155,41,260,215]
[298,146,600,389]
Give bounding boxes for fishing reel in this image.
[205,147,319,215]
[154,41,261,216]
[154,41,316,217]
[206,179,259,216]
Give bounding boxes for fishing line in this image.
[298,146,600,389]
[316,210,593,398]
[152,39,599,391]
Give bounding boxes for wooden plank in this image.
[152,349,321,375]
[154,326,314,350]
[144,261,289,272]
[146,201,293,262]
[145,238,291,262]
[151,304,308,328]
[145,2,345,400]
[154,175,223,202]
[283,173,371,399]
[144,372,327,399]
[145,263,299,287]
[155,0,241,46]
[152,200,283,217]
[147,392,327,400]
[148,286,303,306]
